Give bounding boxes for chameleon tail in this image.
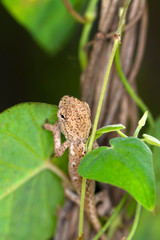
[85,180,108,240]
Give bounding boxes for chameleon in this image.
[43,95,107,240]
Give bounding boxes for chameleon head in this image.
[58,95,91,141]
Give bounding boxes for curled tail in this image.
[85,180,107,240]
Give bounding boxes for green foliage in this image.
[0,171,63,240]
[1,0,86,53]
[78,137,155,211]
[134,209,160,240]
[0,103,64,240]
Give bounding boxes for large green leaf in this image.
[1,0,85,53]
[78,137,155,210]
[0,103,64,240]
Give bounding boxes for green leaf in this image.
[0,170,64,240]
[0,103,64,240]
[93,124,125,141]
[78,137,155,210]
[52,147,69,174]
[86,124,125,148]
[1,0,86,53]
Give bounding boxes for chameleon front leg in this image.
[43,121,69,157]
[44,122,80,204]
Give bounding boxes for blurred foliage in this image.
[134,208,160,240]
[152,118,160,209]
[1,0,86,53]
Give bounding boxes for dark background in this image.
[0,1,159,116]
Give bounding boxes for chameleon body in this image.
[44,96,107,240]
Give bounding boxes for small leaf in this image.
[143,134,160,147]
[94,124,125,140]
[86,124,125,148]
[1,0,86,53]
[79,137,155,210]
[0,103,64,240]
[134,111,148,138]
[138,111,148,127]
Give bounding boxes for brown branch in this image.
[85,4,145,50]
[128,3,148,83]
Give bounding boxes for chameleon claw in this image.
[42,119,49,129]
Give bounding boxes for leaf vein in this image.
[0,130,40,159]
[27,108,46,158]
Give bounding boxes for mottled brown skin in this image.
[43,96,107,240]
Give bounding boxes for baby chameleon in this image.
[43,96,107,240]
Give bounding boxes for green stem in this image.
[133,111,148,138]
[115,46,154,128]
[117,130,128,138]
[134,125,141,138]
[87,39,119,152]
[79,22,93,69]
[127,114,142,239]
[78,0,132,238]
[88,0,131,153]
[93,194,128,240]
[78,177,87,237]
[117,0,131,35]
[79,0,99,70]
[126,203,141,240]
